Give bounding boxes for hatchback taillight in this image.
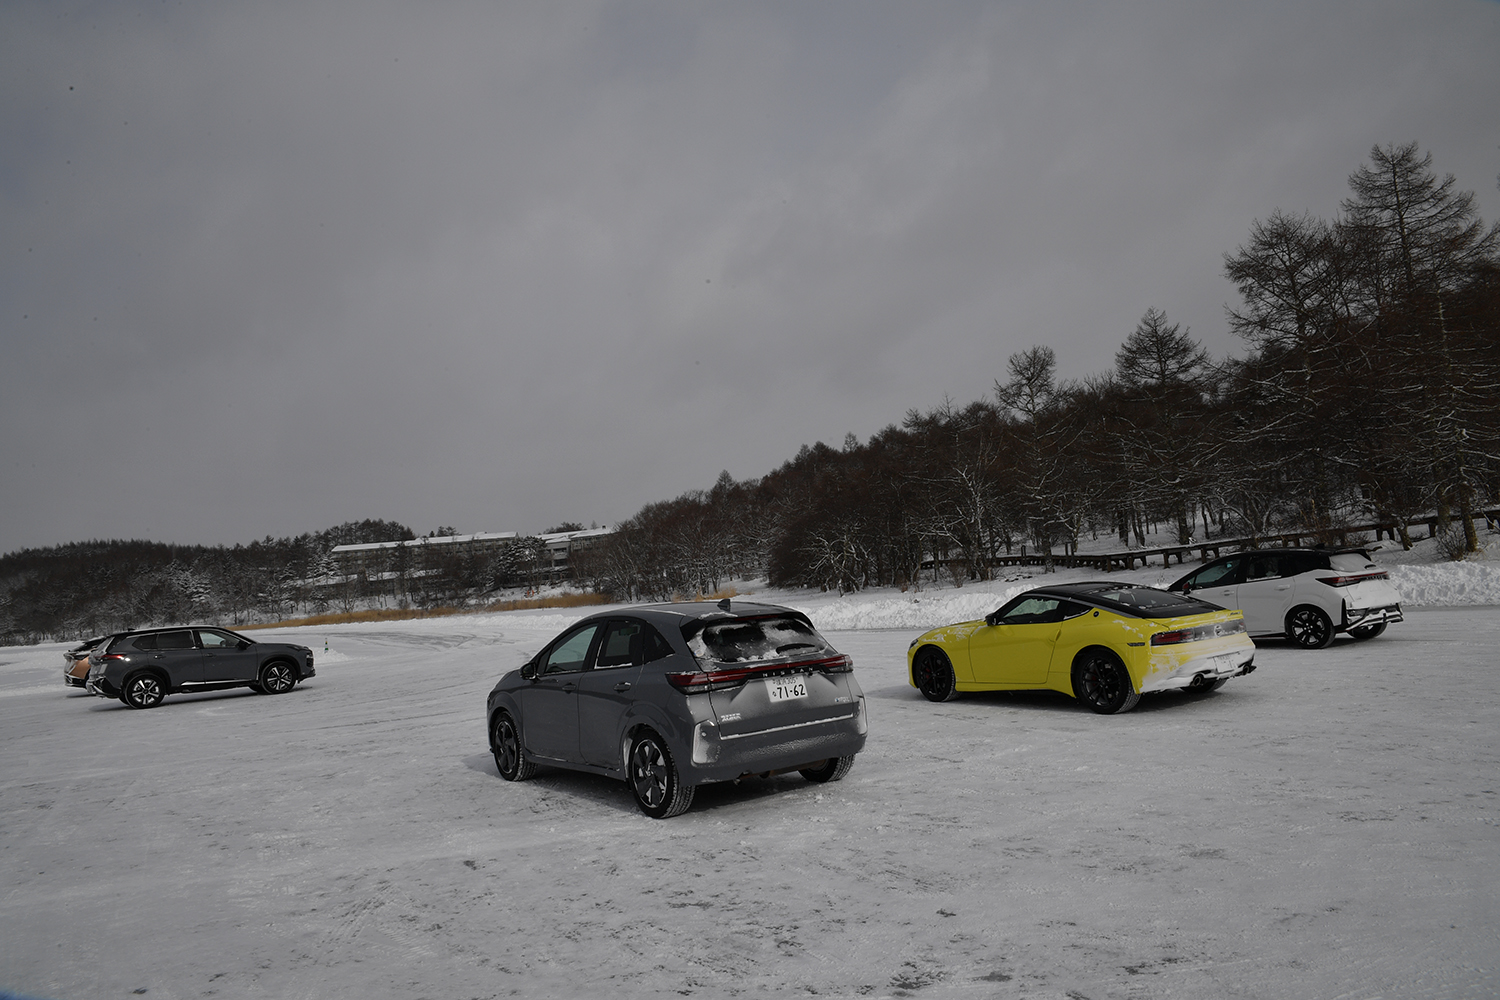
[1317,571,1388,587]
[666,653,853,693]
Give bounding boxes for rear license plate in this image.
[766,675,809,702]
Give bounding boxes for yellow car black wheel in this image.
[1071,649,1141,715]
[913,646,958,703]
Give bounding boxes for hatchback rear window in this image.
[1329,552,1377,573]
[687,616,833,665]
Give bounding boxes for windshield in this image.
[687,615,834,665]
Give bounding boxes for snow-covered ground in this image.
[2,552,1498,999]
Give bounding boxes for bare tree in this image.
[1342,142,1500,551]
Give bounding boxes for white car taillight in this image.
[1317,571,1389,587]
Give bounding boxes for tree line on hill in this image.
[0,520,577,645]
[578,143,1500,599]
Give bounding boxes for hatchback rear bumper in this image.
[1343,603,1403,629]
[685,699,868,783]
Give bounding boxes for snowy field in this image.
[3,556,1499,999]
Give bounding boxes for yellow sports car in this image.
[907,582,1256,714]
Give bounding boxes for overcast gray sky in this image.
[3,1,1498,554]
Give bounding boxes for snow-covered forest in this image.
[586,144,1500,599]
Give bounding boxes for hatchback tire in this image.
[628,730,694,819]
[1286,606,1334,649]
[491,712,536,781]
[1348,621,1387,641]
[800,756,855,783]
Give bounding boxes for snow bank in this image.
[298,546,1498,644]
[1387,561,1500,607]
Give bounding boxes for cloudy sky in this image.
[3,1,1498,554]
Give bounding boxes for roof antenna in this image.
[718,598,732,611]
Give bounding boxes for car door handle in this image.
[1275,584,1291,590]
[614,682,632,692]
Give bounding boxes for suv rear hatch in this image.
[677,614,860,739]
[1319,552,1404,615]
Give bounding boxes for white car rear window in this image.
[1329,553,1377,573]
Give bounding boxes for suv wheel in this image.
[1286,606,1334,649]
[258,662,297,694]
[121,672,166,709]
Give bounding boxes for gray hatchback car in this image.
[486,600,868,818]
[86,626,315,708]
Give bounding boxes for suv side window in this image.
[1190,557,1243,588]
[157,630,195,650]
[198,629,241,649]
[598,621,676,665]
[1286,552,1327,575]
[643,627,672,662]
[541,624,601,675]
[595,621,643,668]
[130,634,158,651]
[1245,554,1281,582]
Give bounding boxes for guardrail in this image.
[940,509,1500,574]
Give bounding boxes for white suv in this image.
[1168,548,1403,648]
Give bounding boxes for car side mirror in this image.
[984,613,1000,627]
[519,660,538,680]
[237,640,251,650]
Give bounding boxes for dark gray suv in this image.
[486,601,868,818]
[86,627,315,709]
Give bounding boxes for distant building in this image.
[537,526,614,580]
[330,527,613,584]
[330,532,518,578]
